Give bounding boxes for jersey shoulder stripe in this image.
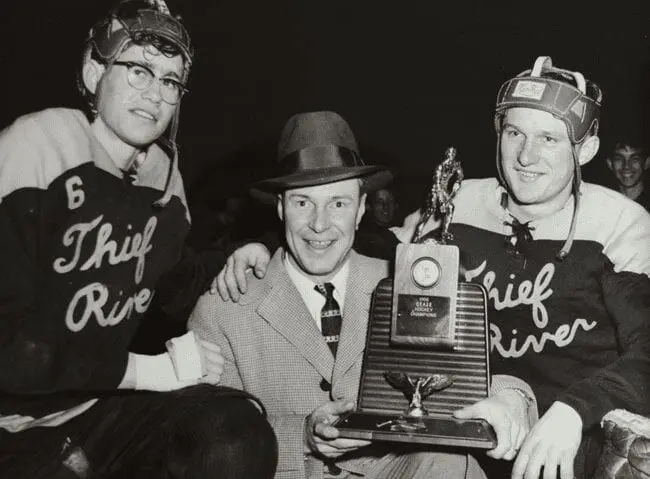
[452,178,650,276]
[0,108,95,198]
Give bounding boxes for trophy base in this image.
[334,411,496,449]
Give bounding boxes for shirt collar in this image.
[284,252,350,310]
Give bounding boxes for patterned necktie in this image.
[314,283,342,357]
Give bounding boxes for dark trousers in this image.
[0,384,278,479]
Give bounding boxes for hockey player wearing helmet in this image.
[390,56,650,479]
[0,1,277,477]
[222,57,650,479]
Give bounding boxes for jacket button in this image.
[319,379,331,391]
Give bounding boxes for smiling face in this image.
[607,145,649,189]
[499,107,598,219]
[84,44,184,158]
[278,179,366,282]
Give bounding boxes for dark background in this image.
[2,0,647,350]
[1,0,649,215]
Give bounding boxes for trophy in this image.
[334,148,496,449]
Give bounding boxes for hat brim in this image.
[250,166,393,204]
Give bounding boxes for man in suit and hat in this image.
[190,111,538,479]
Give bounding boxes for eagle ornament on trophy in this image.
[383,372,453,417]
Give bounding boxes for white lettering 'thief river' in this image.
[464,260,597,358]
[53,215,156,284]
[53,215,158,333]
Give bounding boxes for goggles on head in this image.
[495,56,602,144]
[86,0,193,81]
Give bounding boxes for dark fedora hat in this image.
[251,111,392,201]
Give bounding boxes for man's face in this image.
[278,179,366,281]
[607,145,649,188]
[370,189,397,226]
[500,108,578,213]
[92,44,184,148]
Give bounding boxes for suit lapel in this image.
[257,250,335,381]
[333,252,373,385]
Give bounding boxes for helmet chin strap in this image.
[153,103,181,208]
[556,146,581,261]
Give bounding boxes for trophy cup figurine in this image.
[390,147,464,349]
[412,146,463,245]
[334,148,496,449]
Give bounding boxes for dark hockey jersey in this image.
[0,108,190,419]
[449,178,650,430]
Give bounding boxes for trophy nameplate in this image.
[334,148,496,449]
[391,244,459,349]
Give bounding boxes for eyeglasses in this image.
[111,61,188,105]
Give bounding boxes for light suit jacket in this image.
[189,248,537,479]
[189,248,389,478]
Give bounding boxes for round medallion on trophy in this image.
[411,257,441,288]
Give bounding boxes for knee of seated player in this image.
[165,388,278,479]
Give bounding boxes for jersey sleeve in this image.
[558,205,650,428]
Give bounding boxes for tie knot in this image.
[315,282,335,298]
[121,165,138,185]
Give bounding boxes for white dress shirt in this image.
[284,253,349,331]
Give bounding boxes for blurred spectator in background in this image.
[367,186,400,227]
[354,186,401,260]
[605,135,650,212]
